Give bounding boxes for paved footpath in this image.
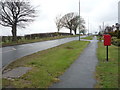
[50,36,98,88]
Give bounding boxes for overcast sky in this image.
[0,0,120,36]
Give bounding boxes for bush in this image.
[109,30,120,39]
[111,37,120,46]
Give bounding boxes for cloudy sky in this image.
[0,0,120,36]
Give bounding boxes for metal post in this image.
[79,0,80,41]
[103,22,104,31]
[106,46,108,61]
[88,18,89,36]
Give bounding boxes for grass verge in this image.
[3,40,90,88]
[81,35,93,40]
[2,35,78,47]
[96,42,119,88]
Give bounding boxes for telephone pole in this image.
[79,0,80,41]
[118,1,120,24]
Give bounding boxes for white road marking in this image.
[12,48,16,50]
[1,48,17,53]
[0,50,14,53]
[1,45,31,53]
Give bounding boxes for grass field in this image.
[81,35,93,40]
[96,42,119,88]
[3,40,90,88]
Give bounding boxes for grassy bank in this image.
[96,42,119,88]
[2,35,78,47]
[3,40,90,88]
[81,35,93,40]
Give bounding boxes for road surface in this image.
[1,36,86,67]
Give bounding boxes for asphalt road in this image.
[1,36,86,67]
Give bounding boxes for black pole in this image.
[79,30,80,41]
[106,46,108,61]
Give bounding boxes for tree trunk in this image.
[11,24,17,42]
[74,29,77,35]
[58,28,59,32]
[70,28,72,35]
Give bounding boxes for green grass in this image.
[3,40,90,88]
[97,36,104,41]
[81,35,93,40]
[96,42,119,88]
[2,35,78,47]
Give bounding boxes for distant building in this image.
[105,26,113,33]
[118,1,120,24]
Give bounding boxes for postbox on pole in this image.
[103,34,111,61]
[104,35,111,46]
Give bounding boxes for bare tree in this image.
[60,12,77,34]
[80,28,86,35]
[71,16,79,35]
[0,0,36,41]
[71,16,85,35]
[55,15,63,32]
[79,17,86,34]
[60,12,85,35]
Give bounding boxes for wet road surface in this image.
[2,36,86,67]
[50,36,98,88]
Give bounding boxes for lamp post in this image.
[118,1,120,24]
[79,0,80,41]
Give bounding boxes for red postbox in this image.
[103,34,111,46]
[103,34,111,61]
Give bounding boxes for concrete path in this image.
[3,67,32,79]
[50,36,98,88]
